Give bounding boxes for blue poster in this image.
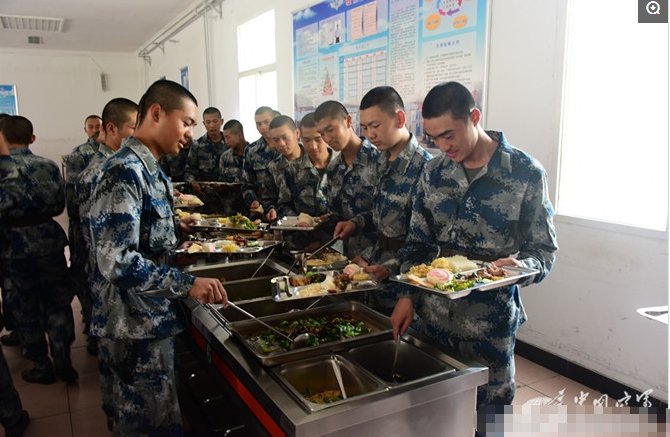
[0,85,19,115]
[180,67,190,90]
[293,0,489,141]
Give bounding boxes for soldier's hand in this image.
[363,264,389,282]
[333,220,356,239]
[189,278,228,305]
[265,208,277,222]
[351,256,369,267]
[492,257,523,268]
[390,297,413,340]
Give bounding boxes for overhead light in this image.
[0,14,64,32]
[27,36,43,44]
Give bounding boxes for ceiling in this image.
[0,0,192,53]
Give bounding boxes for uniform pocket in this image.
[149,198,177,251]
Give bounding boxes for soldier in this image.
[349,86,432,316]
[0,116,77,385]
[217,119,248,214]
[89,80,227,435]
[76,98,138,355]
[184,106,227,183]
[159,137,191,182]
[63,114,102,340]
[241,106,279,218]
[314,101,379,259]
[390,82,558,416]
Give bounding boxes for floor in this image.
[0,299,609,437]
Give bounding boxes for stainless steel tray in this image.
[190,218,268,233]
[270,216,324,231]
[271,272,379,302]
[391,266,538,299]
[175,240,282,255]
[225,301,392,366]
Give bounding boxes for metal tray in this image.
[225,301,392,366]
[271,216,324,231]
[271,272,379,302]
[190,217,268,233]
[391,266,539,300]
[174,240,282,255]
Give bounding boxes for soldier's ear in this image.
[395,110,406,129]
[149,103,163,124]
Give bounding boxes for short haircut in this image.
[223,119,244,135]
[85,114,102,123]
[314,101,349,123]
[203,107,221,118]
[299,112,316,130]
[255,106,275,117]
[269,115,296,131]
[0,115,33,145]
[272,110,282,118]
[422,81,475,121]
[360,86,405,116]
[101,98,138,133]
[137,79,198,125]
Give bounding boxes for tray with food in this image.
[226,301,391,366]
[302,248,349,271]
[271,213,324,231]
[173,193,204,209]
[271,264,379,302]
[391,255,539,300]
[174,239,281,255]
[189,213,266,232]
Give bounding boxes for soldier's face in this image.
[223,130,242,149]
[255,112,274,140]
[359,106,404,152]
[84,117,102,140]
[203,113,223,135]
[423,111,478,162]
[156,98,198,156]
[270,124,300,158]
[300,126,328,160]
[316,116,350,152]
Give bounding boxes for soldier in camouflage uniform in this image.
[0,116,77,385]
[277,113,337,250]
[63,114,102,337]
[88,80,226,436]
[349,87,432,316]
[159,139,191,182]
[314,101,379,259]
[241,106,279,218]
[76,98,138,355]
[217,120,248,215]
[391,82,558,414]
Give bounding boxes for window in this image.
[558,1,668,231]
[237,9,277,138]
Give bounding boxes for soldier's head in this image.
[359,86,409,153]
[203,107,223,138]
[223,119,246,150]
[254,106,276,141]
[314,101,354,152]
[136,80,198,158]
[0,115,35,148]
[101,98,138,151]
[421,81,482,161]
[84,114,102,141]
[299,112,329,161]
[269,115,300,159]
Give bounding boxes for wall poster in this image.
[180,66,190,90]
[0,85,19,115]
[292,0,489,144]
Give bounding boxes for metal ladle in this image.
[330,355,347,399]
[390,335,402,382]
[226,302,313,349]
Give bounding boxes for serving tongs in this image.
[300,236,341,273]
[225,302,312,349]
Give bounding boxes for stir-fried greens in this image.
[304,389,343,404]
[228,213,258,230]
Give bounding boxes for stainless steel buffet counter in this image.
[179,258,488,437]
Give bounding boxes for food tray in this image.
[391,266,538,300]
[174,240,281,255]
[190,218,268,233]
[226,301,392,366]
[271,271,379,302]
[271,216,324,231]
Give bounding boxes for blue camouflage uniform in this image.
[64,138,100,331]
[216,145,248,214]
[398,131,558,409]
[159,146,190,182]
[359,135,432,315]
[241,137,279,211]
[325,138,379,259]
[89,137,196,435]
[0,148,75,377]
[184,133,227,182]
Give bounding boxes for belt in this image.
[438,246,500,263]
[0,216,53,227]
[378,235,405,251]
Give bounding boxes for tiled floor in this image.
[0,298,606,437]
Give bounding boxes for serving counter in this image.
[177,258,488,437]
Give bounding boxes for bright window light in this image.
[238,70,278,140]
[558,1,668,231]
[237,9,276,73]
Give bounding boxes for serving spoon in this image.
[226,302,313,349]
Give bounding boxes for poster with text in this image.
[180,67,190,90]
[293,0,488,143]
[0,85,19,115]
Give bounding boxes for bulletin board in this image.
[292,0,489,141]
[0,85,19,115]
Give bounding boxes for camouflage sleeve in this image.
[241,147,258,207]
[90,162,195,296]
[0,156,21,214]
[183,143,198,183]
[276,165,297,218]
[263,160,280,212]
[516,167,558,285]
